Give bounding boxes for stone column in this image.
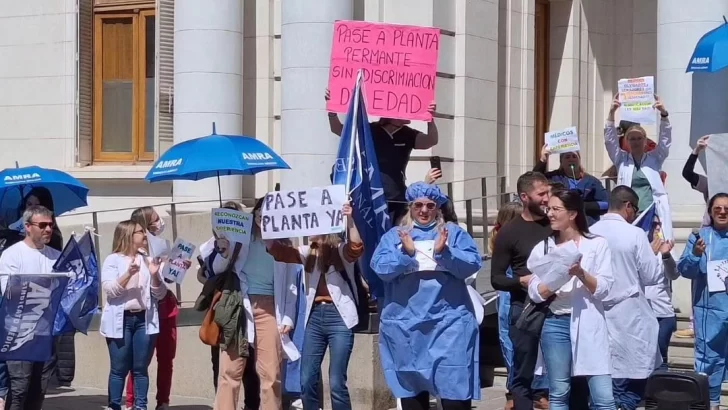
[657,0,728,216]
[174,0,243,205]
[280,0,353,190]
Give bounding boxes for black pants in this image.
[6,358,55,410]
[508,302,542,410]
[211,345,261,409]
[400,392,471,410]
[53,333,75,384]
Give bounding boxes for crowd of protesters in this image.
[0,87,725,410]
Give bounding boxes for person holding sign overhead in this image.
[266,201,362,410]
[370,182,483,410]
[677,192,728,410]
[534,145,608,225]
[325,88,439,223]
[605,94,673,239]
[100,220,167,410]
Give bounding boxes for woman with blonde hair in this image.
[100,220,167,410]
[371,182,482,410]
[267,202,362,410]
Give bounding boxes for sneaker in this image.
[674,328,694,338]
[290,398,303,410]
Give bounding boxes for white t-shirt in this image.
[0,241,62,295]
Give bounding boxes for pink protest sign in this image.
[327,20,440,122]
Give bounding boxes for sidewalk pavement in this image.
[42,385,508,410]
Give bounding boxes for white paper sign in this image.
[706,134,728,200]
[530,240,582,292]
[707,259,728,293]
[162,238,196,284]
[261,185,347,240]
[146,232,171,259]
[211,208,253,245]
[545,127,580,154]
[618,76,656,125]
[413,240,441,271]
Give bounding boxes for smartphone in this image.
[429,156,442,172]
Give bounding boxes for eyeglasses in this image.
[29,222,54,230]
[413,202,437,210]
[712,206,728,214]
[546,206,567,213]
[625,201,639,214]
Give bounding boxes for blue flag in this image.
[332,75,392,299]
[53,232,100,335]
[0,274,69,361]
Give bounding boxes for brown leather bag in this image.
[199,290,222,346]
[198,242,242,346]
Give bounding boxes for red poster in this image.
[326,20,440,121]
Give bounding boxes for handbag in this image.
[198,242,242,346]
[515,238,557,335]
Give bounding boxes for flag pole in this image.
[344,70,364,195]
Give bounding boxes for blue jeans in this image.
[656,316,677,370]
[612,378,647,410]
[541,314,616,410]
[301,303,354,410]
[498,291,548,393]
[0,361,8,398]
[106,311,157,410]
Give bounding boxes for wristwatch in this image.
[328,112,338,118]
[660,111,669,118]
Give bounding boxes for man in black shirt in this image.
[491,171,552,410]
[325,89,439,223]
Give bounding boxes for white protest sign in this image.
[545,127,580,154]
[261,185,346,240]
[618,76,656,125]
[211,209,253,245]
[162,238,196,284]
[146,232,170,259]
[706,133,728,200]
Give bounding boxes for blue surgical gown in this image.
[370,222,483,400]
[677,227,728,405]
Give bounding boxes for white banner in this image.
[545,126,580,154]
[706,133,728,200]
[162,238,196,284]
[211,208,253,245]
[261,185,347,239]
[618,76,656,125]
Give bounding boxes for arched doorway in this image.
[534,0,550,162]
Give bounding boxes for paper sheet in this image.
[706,134,728,200]
[530,240,582,291]
[707,259,728,293]
[146,233,171,259]
[281,333,300,361]
[162,238,196,284]
[414,240,438,271]
[199,237,215,259]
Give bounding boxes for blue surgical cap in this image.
[406,182,448,207]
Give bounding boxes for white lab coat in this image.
[604,119,673,240]
[591,214,663,379]
[527,236,614,376]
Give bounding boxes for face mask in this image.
[414,219,438,229]
[152,218,166,235]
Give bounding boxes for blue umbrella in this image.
[0,165,89,218]
[686,17,728,73]
[145,123,290,203]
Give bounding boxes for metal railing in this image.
[57,173,620,304]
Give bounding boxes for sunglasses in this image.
[712,206,728,214]
[29,222,54,230]
[625,201,639,214]
[413,202,437,210]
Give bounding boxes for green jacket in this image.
[214,274,248,357]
